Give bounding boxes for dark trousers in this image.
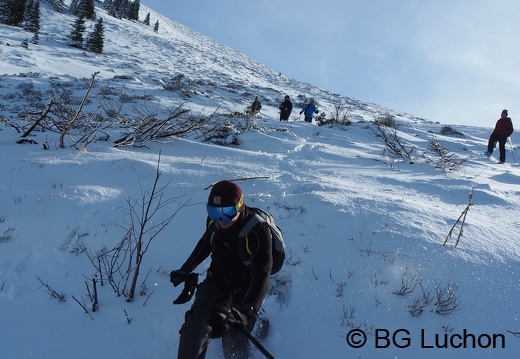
[487,134,507,162]
[177,279,257,359]
[304,115,312,123]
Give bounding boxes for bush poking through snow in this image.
[372,115,415,166]
[425,135,471,172]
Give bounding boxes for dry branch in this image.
[17,99,57,142]
[432,280,462,315]
[204,176,269,190]
[59,71,99,148]
[372,117,415,164]
[36,276,66,302]
[72,295,94,320]
[126,152,185,301]
[443,188,474,248]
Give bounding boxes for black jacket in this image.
[279,99,293,118]
[250,100,262,113]
[180,207,273,311]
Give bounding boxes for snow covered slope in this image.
[1,2,519,359]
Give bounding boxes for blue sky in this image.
[140,0,520,129]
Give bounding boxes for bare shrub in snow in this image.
[424,135,471,171]
[372,115,415,166]
[432,280,462,315]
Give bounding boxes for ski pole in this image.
[227,313,274,359]
[508,137,517,163]
[238,325,274,359]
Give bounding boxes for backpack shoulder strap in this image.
[206,218,223,247]
[239,214,263,237]
[239,214,264,256]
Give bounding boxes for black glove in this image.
[169,269,188,287]
[230,303,254,327]
[173,273,198,305]
[208,307,232,339]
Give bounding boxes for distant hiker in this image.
[279,95,293,121]
[170,180,274,359]
[485,109,514,163]
[248,96,262,115]
[299,98,319,123]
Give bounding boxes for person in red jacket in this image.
[485,109,514,163]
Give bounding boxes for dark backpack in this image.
[239,207,285,275]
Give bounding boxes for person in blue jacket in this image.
[299,99,319,122]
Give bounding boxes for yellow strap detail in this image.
[245,236,252,256]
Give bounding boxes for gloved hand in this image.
[172,273,198,305]
[169,269,188,287]
[230,303,254,327]
[208,307,232,338]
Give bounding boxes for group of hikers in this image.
[166,109,514,359]
[247,95,319,123]
[249,96,515,163]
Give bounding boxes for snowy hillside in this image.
[1,2,520,359]
[0,1,417,123]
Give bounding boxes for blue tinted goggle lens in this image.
[207,205,238,222]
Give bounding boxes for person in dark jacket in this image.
[170,180,273,359]
[299,98,319,122]
[485,109,514,163]
[279,95,293,121]
[248,96,262,115]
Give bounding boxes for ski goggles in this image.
[206,195,244,223]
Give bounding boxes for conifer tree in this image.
[105,0,124,19]
[68,0,79,15]
[31,31,40,45]
[33,0,41,27]
[85,17,104,54]
[41,0,65,12]
[70,0,95,20]
[1,0,27,26]
[80,0,96,20]
[26,0,41,44]
[103,0,115,17]
[49,0,66,12]
[122,0,131,19]
[0,0,5,24]
[23,0,35,30]
[153,20,159,33]
[143,12,150,26]
[24,0,41,39]
[67,16,86,49]
[127,0,139,21]
[23,1,33,18]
